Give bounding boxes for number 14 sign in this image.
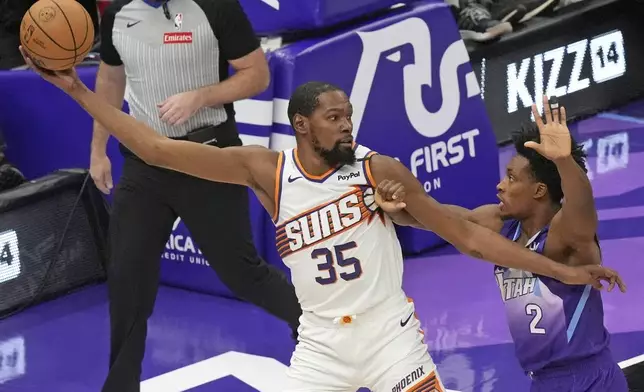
[590,30,626,83]
[0,230,21,284]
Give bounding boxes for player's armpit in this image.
[368,155,572,281]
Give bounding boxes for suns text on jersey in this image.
[276,187,377,258]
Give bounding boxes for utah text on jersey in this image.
[495,267,539,301]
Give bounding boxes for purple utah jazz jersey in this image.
[495,220,610,373]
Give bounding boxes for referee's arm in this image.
[89,2,126,193]
[194,0,270,108]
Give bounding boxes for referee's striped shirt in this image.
[100,0,260,138]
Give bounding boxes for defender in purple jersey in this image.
[376,96,628,391]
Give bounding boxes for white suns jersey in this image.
[272,145,405,318]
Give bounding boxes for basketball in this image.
[19,0,95,71]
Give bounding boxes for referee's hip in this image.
[119,117,241,159]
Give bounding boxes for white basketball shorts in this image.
[285,292,445,391]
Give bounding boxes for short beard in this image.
[313,136,356,167]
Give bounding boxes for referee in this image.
[94,0,301,390]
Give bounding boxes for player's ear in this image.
[292,114,308,136]
[534,182,548,199]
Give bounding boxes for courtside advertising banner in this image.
[267,1,499,259]
[469,0,644,144]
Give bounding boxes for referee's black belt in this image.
[171,118,240,147]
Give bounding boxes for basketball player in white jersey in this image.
[22,53,623,391]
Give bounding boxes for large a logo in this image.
[351,17,480,140]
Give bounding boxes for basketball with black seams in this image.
[19,0,95,71]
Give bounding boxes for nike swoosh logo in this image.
[127,21,141,28]
[288,176,301,183]
[400,312,414,327]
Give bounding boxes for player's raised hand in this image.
[375,180,407,213]
[524,95,572,162]
[561,264,627,293]
[19,46,82,93]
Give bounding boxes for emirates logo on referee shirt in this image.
[163,32,193,44]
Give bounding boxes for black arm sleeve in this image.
[196,0,260,61]
[77,0,99,42]
[99,2,123,66]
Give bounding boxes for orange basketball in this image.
[19,0,95,71]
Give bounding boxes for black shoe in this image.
[0,163,26,192]
[457,0,513,42]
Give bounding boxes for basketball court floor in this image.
[1,101,643,392]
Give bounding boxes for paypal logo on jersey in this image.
[270,2,499,252]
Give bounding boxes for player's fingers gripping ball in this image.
[20,0,95,71]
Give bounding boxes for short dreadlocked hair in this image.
[287,82,343,127]
[512,121,588,204]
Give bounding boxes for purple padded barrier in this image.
[239,0,421,36]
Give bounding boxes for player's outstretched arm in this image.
[18,49,279,210]
[525,96,597,242]
[375,179,503,232]
[369,154,625,291]
[376,180,504,232]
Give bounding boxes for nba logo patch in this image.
[174,13,183,30]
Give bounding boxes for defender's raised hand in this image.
[524,95,572,162]
[563,264,627,293]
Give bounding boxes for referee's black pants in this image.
[0,125,5,153]
[101,143,302,392]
